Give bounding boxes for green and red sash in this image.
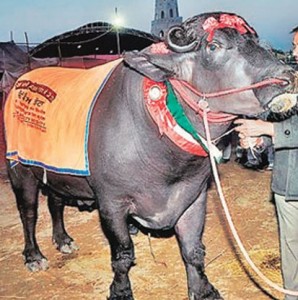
[143,77,222,160]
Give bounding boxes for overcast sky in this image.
[0,0,297,51]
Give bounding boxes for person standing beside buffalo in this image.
[234,26,298,300]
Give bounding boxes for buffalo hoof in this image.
[189,294,223,300]
[108,295,134,300]
[53,235,79,254]
[108,286,134,300]
[57,241,80,254]
[203,289,223,300]
[189,285,223,300]
[25,258,49,272]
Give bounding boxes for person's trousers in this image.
[275,193,298,300]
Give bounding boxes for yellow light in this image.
[113,16,123,28]
[113,7,124,28]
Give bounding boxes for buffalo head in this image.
[125,11,297,117]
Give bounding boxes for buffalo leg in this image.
[8,164,48,271]
[47,192,79,254]
[100,205,135,300]
[175,187,222,300]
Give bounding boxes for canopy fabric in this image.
[0,42,58,100]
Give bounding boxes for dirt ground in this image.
[0,113,285,299]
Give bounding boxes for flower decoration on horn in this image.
[202,14,255,42]
[150,42,171,54]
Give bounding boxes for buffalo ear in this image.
[123,51,175,82]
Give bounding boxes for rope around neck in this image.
[169,77,287,124]
[201,102,298,297]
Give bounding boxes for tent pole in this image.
[115,7,121,56]
[1,49,6,108]
[24,32,31,70]
[57,41,62,66]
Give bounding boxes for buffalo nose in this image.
[269,93,298,113]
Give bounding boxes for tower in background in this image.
[151,0,182,38]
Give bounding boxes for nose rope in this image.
[212,127,258,159]
[169,77,287,123]
[200,101,298,297]
[171,77,286,99]
[212,127,235,143]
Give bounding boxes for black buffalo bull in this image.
[5,12,297,300]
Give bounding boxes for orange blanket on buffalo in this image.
[4,58,123,175]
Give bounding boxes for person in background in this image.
[234,26,298,300]
[234,123,274,171]
[265,143,275,170]
[292,25,298,63]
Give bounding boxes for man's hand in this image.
[238,136,264,149]
[234,119,274,138]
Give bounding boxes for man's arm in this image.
[234,119,274,138]
[234,114,298,149]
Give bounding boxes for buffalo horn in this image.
[166,26,198,53]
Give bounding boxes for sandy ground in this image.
[0,157,285,300]
[0,107,286,300]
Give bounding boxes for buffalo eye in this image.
[207,42,220,52]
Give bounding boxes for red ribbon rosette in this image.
[202,14,255,42]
